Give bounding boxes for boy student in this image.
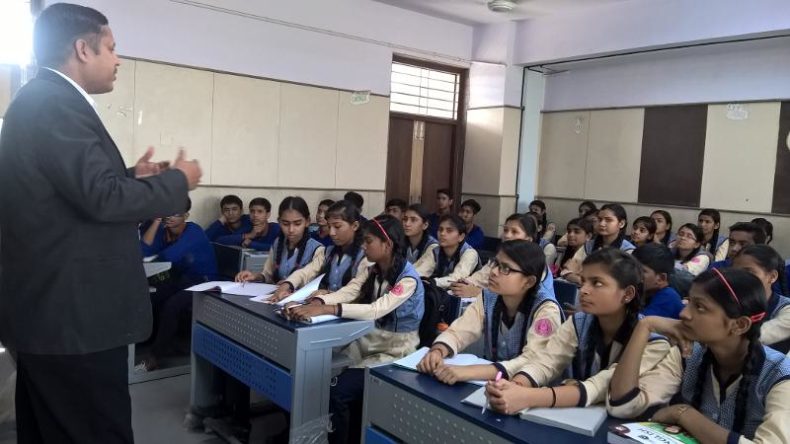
[216,197,280,251]
[428,188,453,237]
[710,221,767,269]
[458,198,485,250]
[632,243,684,319]
[385,198,408,221]
[204,194,252,241]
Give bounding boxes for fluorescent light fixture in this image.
[0,0,33,66]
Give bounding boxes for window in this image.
[0,0,34,66]
[390,61,460,120]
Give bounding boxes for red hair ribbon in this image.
[371,218,391,244]
[711,268,766,323]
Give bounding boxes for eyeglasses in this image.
[490,258,528,276]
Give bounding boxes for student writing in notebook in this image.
[204,194,251,242]
[417,240,562,385]
[285,216,424,444]
[216,197,280,251]
[402,203,439,278]
[733,245,790,354]
[234,196,325,302]
[484,249,673,416]
[608,268,790,443]
[284,200,368,296]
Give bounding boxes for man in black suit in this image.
[0,4,202,443]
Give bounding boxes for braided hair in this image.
[273,196,311,281]
[698,208,722,256]
[433,214,467,278]
[319,200,362,289]
[592,203,628,251]
[359,215,408,304]
[688,268,766,434]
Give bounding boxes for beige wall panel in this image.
[538,111,590,198]
[700,102,781,213]
[133,61,214,182]
[93,59,136,166]
[463,108,504,195]
[584,109,644,202]
[336,93,388,191]
[279,84,339,189]
[0,65,12,117]
[211,73,281,187]
[499,107,522,195]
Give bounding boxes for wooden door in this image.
[385,117,414,203]
[420,121,455,212]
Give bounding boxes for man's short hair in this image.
[34,3,108,68]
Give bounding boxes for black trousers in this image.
[328,368,365,444]
[15,346,133,444]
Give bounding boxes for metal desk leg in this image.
[289,345,333,441]
[190,341,224,416]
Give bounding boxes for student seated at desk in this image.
[632,244,684,319]
[215,197,280,251]
[424,214,480,290]
[608,268,790,443]
[733,245,790,354]
[450,213,538,298]
[458,199,485,250]
[310,198,334,246]
[672,223,711,276]
[561,203,636,285]
[284,215,425,444]
[629,216,656,248]
[204,194,251,241]
[138,199,218,372]
[484,249,673,416]
[417,240,563,385]
[710,222,767,270]
[698,208,728,261]
[384,198,407,221]
[235,196,324,302]
[284,200,368,297]
[402,203,438,278]
[552,217,593,276]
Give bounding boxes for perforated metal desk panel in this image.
[190,291,373,440]
[362,365,610,444]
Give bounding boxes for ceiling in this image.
[373,0,634,25]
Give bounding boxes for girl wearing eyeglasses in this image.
[673,223,711,276]
[284,215,425,444]
[417,240,563,385]
[484,248,673,416]
[608,268,790,443]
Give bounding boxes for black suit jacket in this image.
[0,68,189,354]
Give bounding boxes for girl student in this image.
[402,203,439,278]
[651,209,675,247]
[557,204,597,248]
[450,213,539,298]
[483,248,674,415]
[698,208,729,261]
[529,199,556,241]
[608,268,790,443]
[561,203,636,285]
[417,240,563,385]
[733,244,790,354]
[629,216,656,248]
[423,214,481,289]
[553,217,594,275]
[281,200,368,299]
[310,198,335,246]
[285,215,424,444]
[235,197,325,302]
[526,211,558,266]
[673,223,711,276]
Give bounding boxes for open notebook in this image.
[250,274,325,305]
[393,347,493,386]
[462,387,607,437]
[187,281,278,298]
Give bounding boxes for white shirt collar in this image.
[43,67,96,109]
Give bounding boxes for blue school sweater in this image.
[204,214,252,242]
[310,229,334,247]
[141,222,218,282]
[641,286,684,319]
[215,222,281,251]
[465,225,485,250]
[710,258,731,269]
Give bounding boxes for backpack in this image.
[418,280,462,347]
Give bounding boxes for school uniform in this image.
[141,221,218,284]
[711,258,731,270]
[204,214,252,242]
[406,234,439,278]
[320,262,425,444]
[641,286,684,319]
[673,249,711,276]
[612,342,790,443]
[561,238,636,278]
[259,237,324,284]
[703,235,728,262]
[310,229,334,247]
[434,289,563,364]
[507,313,673,410]
[763,293,790,354]
[539,238,558,267]
[425,242,481,289]
[285,244,368,291]
[428,213,441,238]
[215,222,281,251]
[465,224,485,250]
[655,232,677,247]
[466,262,556,300]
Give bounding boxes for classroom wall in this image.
[93,58,388,226]
[0,65,12,117]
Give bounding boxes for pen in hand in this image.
[482,371,502,414]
